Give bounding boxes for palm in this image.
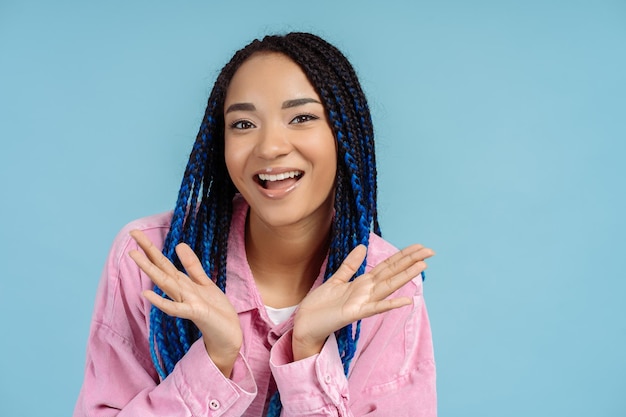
[293,244,434,359]
[128,230,242,371]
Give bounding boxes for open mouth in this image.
[256,170,303,190]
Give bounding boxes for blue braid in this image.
[176,318,191,353]
[266,391,282,416]
[148,298,167,379]
[326,103,372,374]
[149,106,225,378]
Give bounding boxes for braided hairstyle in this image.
[150,32,381,416]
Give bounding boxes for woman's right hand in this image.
[128,229,243,378]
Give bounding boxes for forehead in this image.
[225,52,320,104]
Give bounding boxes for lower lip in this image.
[256,179,301,199]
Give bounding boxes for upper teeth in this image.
[258,171,302,182]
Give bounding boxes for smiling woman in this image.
[74,32,436,417]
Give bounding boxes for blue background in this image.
[1,1,624,416]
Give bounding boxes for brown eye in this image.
[290,114,319,124]
[230,120,255,130]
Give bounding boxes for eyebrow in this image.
[225,97,321,114]
[225,102,256,114]
[281,98,321,109]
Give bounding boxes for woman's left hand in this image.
[292,244,434,361]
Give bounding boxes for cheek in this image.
[317,134,338,188]
[224,139,244,183]
[324,148,337,178]
[324,132,338,172]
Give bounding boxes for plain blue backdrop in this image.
[1,1,624,416]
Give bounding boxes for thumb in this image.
[332,244,367,283]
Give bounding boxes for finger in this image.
[175,243,212,286]
[369,245,434,283]
[359,296,413,319]
[129,249,183,301]
[373,259,427,300]
[143,290,193,319]
[389,245,434,270]
[366,245,422,279]
[332,245,367,283]
[130,230,180,277]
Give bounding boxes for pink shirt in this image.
[74,196,436,416]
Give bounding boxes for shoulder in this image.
[87,213,175,373]
[94,212,173,321]
[107,211,173,263]
[366,233,423,297]
[117,211,173,245]
[89,212,174,342]
[365,232,399,267]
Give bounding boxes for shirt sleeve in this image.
[73,226,257,417]
[269,280,436,417]
[270,331,350,415]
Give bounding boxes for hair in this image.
[150,32,380,416]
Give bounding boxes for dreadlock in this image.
[149,32,380,416]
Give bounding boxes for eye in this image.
[290,114,319,124]
[230,120,256,130]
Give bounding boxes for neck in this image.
[245,208,332,308]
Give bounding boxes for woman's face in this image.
[223,52,337,230]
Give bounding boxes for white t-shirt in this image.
[265,305,298,325]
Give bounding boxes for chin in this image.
[252,200,334,230]
[256,208,314,228]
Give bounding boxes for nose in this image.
[254,122,292,160]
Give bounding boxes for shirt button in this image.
[324,374,332,384]
[209,399,220,410]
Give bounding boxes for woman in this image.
[75,32,436,416]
